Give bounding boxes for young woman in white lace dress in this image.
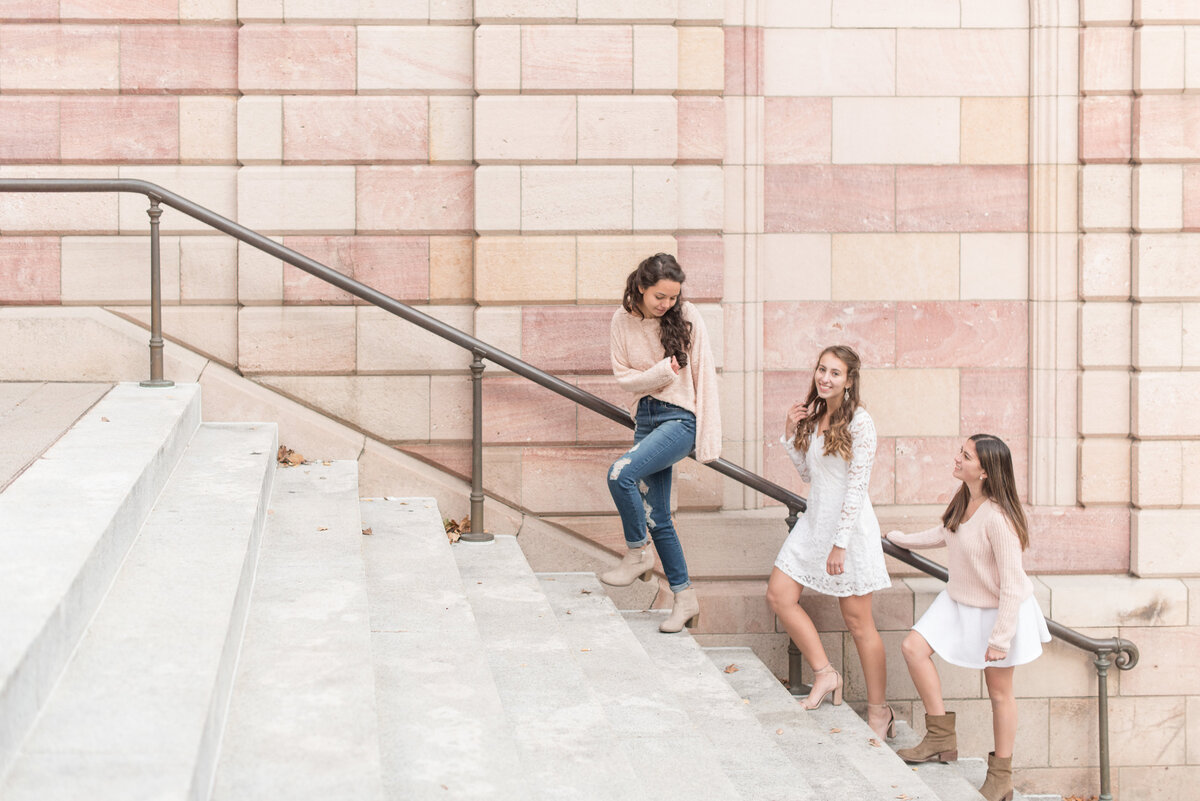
[765,345,893,740]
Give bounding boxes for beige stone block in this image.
[762,29,895,97]
[1188,27,1200,90]
[474,166,521,234]
[238,238,283,304]
[1136,25,1186,92]
[284,0,428,21]
[632,167,677,232]
[1133,439,1184,506]
[180,97,236,164]
[1080,234,1132,300]
[677,166,723,232]
[522,166,633,234]
[1191,695,1200,764]
[257,374,431,441]
[1134,302,1184,368]
[237,0,282,21]
[1188,442,1200,504]
[473,0,572,20]
[960,233,1028,300]
[1080,301,1132,367]
[1079,369,1131,436]
[427,374,472,440]
[897,29,1028,97]
[1012,635,1104,699]
[182,0,238,21]
[760,0,830,26]
[429,96,473,163]
[1082,26,1134,94]
[237,96,282,164]
[832,97,959,165]
[61,236,181,305]
[179,236,237,304]
[762,233,832,301]
[832,0,958,27]
[115,305,239,367]
[1079,436,1132,504]
[575,0,674,22]
[1184,304,1200,367]
[237,306,356,374]
[429,235,473,302]
[633,24,677,93]
[676,0,722,23]
[475,96,576,163]
[1134,371,1200,437]
[858,369,958,437]
[1119,624,1200,695]
[358,26,472,92]
[117,166,238,236]
[1133,509,1200,575]
[1082,0,1133,24]
[677,27,723,93]
[576,235,676,304]
[579,96,676,163]
[473,306,521,373]
[1080,165,1133,232]
[961,0,1030,27]
[0,166,120,234]
[1134,164,1185,232]
[1052,696,1186,768]
[1134,233,1200,299]
[474,236,576,304]
[237,166,355,234]
[961,97,1028,165]
[1136,0,1200,24]
[357,305,473,373]
[474,25,521,93]
[831,234,959,301]
[1044,574,1187,630]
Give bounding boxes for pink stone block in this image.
[281,236,430,304]
[677,97,724,164]
[895,437,961,505]
[283,97,428,164]
[960,368,1029,440]
[764,98,831,165]
[60,0,177,20]
[238,24,356,93]
[521,306,612,374]
[871,435,896,506]
[60,97,180,163]
[896,166,1028,233]
[1184,165,1200,231]
[1080,96,1132,164]
[482,376,578,444]
[1134,95,1200,161]
[0,24,119,92]
[764,165,894,233]
[676,235,723,302]
[897,29,1028,97]
[521,445,628,514]
[521,25,633,92]
[356,166,473,233]
[237,306,357,374]
[1081,26,1134,94]
[0,237,60,304]
[575,375,635,443]
[896,302,1028,368]
[0,97,60,162]
[1,0,58,19]
[724,25,762,96]
[1024,506,1129,573]
[120,25,238,94]
[763,301,897,370]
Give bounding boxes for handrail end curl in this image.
[1113,639,1139,671]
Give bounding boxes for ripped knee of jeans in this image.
[609,457,632,481]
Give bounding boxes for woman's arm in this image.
[832,410,876,549]
[884,525,948,550]
[610,313,677,394]
[984,511,1028,656]
[687,304,722,463]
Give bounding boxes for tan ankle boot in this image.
[598,546,654,586]
[978,752,1013,801]
[658,587,699,632]
[895,712,957,763]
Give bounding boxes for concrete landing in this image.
[0,382,111,491]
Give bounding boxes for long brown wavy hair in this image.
[792,345,862,462]
[942,434,1029,550]
[622,253,693,366]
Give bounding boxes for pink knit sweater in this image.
[887,500,1033,654]
[609,301,721,463]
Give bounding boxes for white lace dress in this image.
[774,407,891,597]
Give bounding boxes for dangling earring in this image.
[843,389,850,401]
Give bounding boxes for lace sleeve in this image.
[780,434,811,484]
[833,409,876,549]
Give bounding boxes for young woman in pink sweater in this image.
[885,434,1050,801]
[598,253,721,633]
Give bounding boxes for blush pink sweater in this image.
[609,301,721,463]
[887,501,1033,654]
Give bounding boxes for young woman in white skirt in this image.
[765,345,894,741]
[885,434,1050,801]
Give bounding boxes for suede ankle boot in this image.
[598,546,654,586]
[978,752,1013,801]
[895,712,958,763]
[658,587,699,632]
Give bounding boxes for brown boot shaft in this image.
[895,712,958,763]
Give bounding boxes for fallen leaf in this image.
[775,728,784,735]
[277,445,305,466]
[443,516,470,543]
[362,527,373,536]
[742,698,750,704]
[869,738,882,747]
[322,460,332,466]
[580,589,592,595]
[580,648,590,652]
[100,417,110,422]
[829,727,841,734]
[724,664,740,674]
[317,527,328,531]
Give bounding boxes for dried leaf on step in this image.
[317,527,328,532]
[724,664,739,674]
[580,589,592,595]
[322,460,332,466]
[868,738,882,747]
[580,648,590,652]
[775,729,784,735]
[101,417,110,422]
[277,445,305,466]
[361,527,373,536]
[829,727,841,734]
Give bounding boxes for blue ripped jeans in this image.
[607,397,696,592]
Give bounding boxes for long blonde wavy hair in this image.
[792,345,862,462]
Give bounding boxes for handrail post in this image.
[783,505,809,696]
[139,198,173,388]
[460,349,492,543]
[1095,649,1114,801]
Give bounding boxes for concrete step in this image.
[0,382,110,491]
[0,423,277,800]
[537,572,744,801]
[211,461,384,801]
[621,610,818,801]
[360,498,527,801]
[453,536,642,801]
[704,646,938,801]
[0,382,200,777]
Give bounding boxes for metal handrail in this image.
[0,178,1137,799]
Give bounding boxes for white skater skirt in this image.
[913,591,1052,670]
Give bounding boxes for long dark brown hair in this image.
[621,253,692,366]
[942,434,1029,550]
[792,345,862,462]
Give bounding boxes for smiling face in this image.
[637,279,681,318]
[812,352,850,402]
[953,438,988,485]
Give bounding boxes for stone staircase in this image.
[0,382,1053,800]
